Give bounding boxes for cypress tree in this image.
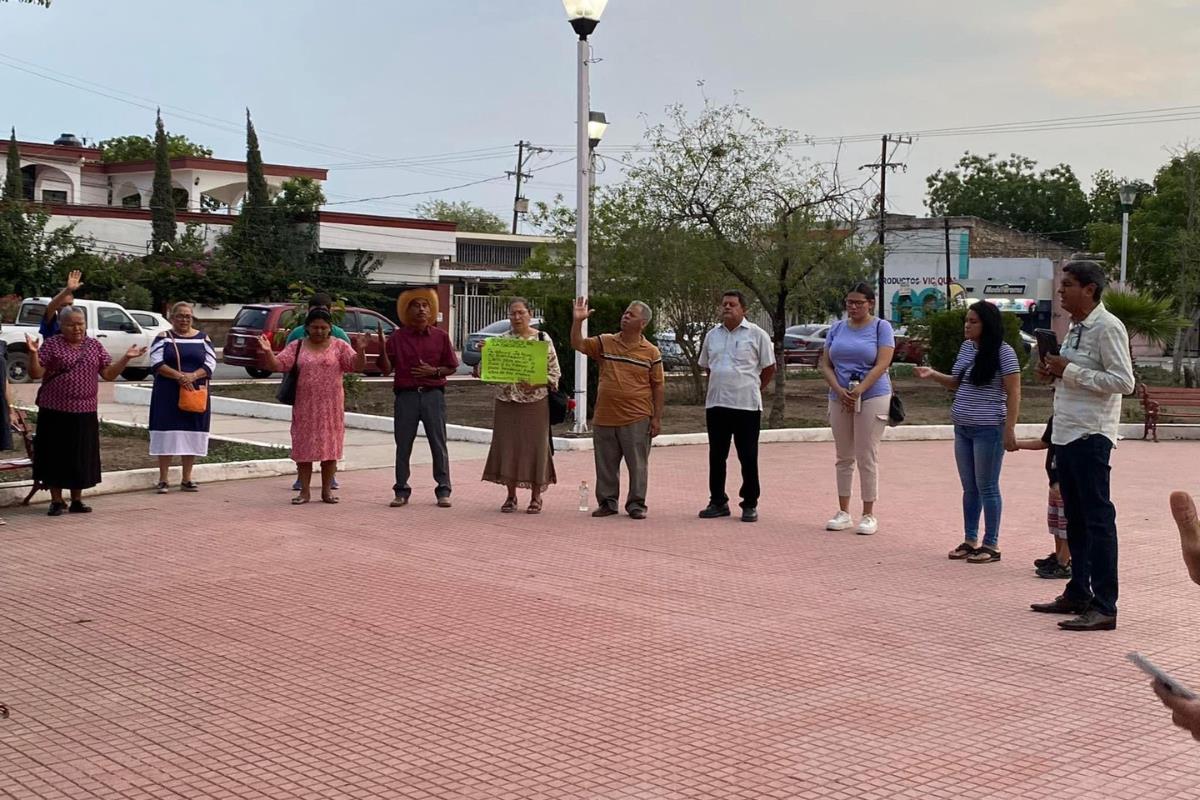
[4,128,23,201]
[244,109,270,208]
[149,110,176,253]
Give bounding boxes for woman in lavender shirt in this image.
[818,283,895,535]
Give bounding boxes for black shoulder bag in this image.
[538,331,569,426]
[275,341,302,405]
[877,320,905,426]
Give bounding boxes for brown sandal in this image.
[501,497,517,513]
[526,498,543,515]
[948,541,977,560]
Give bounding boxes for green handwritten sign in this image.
[480,337,549,385]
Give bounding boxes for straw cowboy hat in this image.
[396,286,439,326]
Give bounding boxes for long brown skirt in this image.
[482,400,556,492]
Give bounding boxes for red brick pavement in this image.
[2,440,1199,799]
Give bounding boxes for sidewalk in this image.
[10,382,491,471]
[2,437,1200,798]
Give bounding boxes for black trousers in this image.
[1058,435,1118,616]
[706,406,761,509]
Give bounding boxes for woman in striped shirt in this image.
[916,301,1021,563]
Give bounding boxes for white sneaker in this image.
[825,510,854,531]
[856,514,878,535]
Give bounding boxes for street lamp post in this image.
[1118,183,1138,286]
[564,0,608,434]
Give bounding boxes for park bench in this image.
[0,408,41,504]
[1140,386,1200,442]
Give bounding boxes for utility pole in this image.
[508,140,550,234]
[944,215,953,309]
[863,134,913,315]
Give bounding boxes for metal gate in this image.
[450,295,542,348]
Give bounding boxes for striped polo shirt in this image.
[950,340,1021,427]
[577,333,665,427]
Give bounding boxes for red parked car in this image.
[222,303,397,378]
[890,326,928,364]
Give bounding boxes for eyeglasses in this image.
[845,299,868,307]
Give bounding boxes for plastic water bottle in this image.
[848,376,862,413]
[578,481,589,512]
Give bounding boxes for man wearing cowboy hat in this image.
[378,287,458,508]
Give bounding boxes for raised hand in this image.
[1171,491,1200,585]
[573,297,593,323]
[256,333,274,352]
[65,270,83,293]
[24,333,39,353]
[354,334,368,353]
[124,345,148,360]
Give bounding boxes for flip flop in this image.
[321,494,340,505]
[291,496,310,505]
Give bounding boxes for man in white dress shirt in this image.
[1030,261,1134,631]
[697,291,777,523]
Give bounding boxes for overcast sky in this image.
[5,0,1200,230]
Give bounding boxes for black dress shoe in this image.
[741,508,758,523]
[698,503,731,519]
[68,501,92,514]
[628,508,647,520]
[47,501,67,517]
[591,507,619,518]
[1030,595,1089,614]
[1058,609,1117,631]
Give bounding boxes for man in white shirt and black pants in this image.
[1031,261,1135,631]
[697,291,777,523]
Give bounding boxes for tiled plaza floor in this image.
[2,439,1199,799]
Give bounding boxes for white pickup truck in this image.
[1,297,157,383]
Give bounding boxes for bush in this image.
[927,308,1029,374]
[536,294,655,419]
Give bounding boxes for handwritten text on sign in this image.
[480,338,549,385]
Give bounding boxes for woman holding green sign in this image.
[477,297,561,513]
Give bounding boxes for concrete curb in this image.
[114,384,1196,451]
[1,458,296,508]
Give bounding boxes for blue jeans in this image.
[953,424,1006,548]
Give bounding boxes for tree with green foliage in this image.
[98,133,212,163]
[211,111,322,301]
[613,100,875,426]
[1102,288,1186,385]
[415,199,506,233]
[4,128,22,201]
[926,152,1091,248]
[275,177,326,216]
[149,111,176,254]
[0,204,84,296]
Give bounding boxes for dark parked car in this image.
[890,326,927,364]
[223,303,396,378]
[462,317,544,367]
[654,332,689,372]
[783,323,830,366]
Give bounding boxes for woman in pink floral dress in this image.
[258,308,369,505]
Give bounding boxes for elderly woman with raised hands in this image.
[475,297,561,513]
[258,308,372,505]
[27,306,147,516]
[148,302,217,494]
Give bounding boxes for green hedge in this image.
[536,294,655,419]
[927,308,1029,374]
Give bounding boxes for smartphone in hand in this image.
[1128,652,1197,699]
[1034,328,1060,362]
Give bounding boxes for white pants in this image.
[828,394,891,503]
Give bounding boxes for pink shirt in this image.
[35,336,112,413]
